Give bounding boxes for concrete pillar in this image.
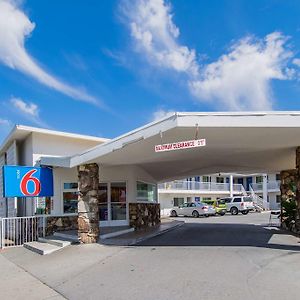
[77,163,99,244]
[229,175,233,197]
[262,174,268,210]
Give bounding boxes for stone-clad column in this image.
[77,163,99,243]
[280,169,297,226]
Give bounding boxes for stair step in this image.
[24,241,62,255]
[53,232,79,243]
[38,237,71,247]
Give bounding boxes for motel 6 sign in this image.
[2,166,54,198]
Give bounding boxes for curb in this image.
[130,221,185,246]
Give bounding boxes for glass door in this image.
[111,182,127,222]
[99,183,108,222]
[99,182,128,227]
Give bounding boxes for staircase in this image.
[249,186,265,211]
[24,233,78,255]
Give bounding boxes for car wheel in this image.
[170,210,177,217]
[219,212,226,216]
[192,210,199,218]
[230,207,239,215]
[241,210,249,215]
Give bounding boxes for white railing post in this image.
[43,216,45,237]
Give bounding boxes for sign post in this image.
[2,166,54,197]
[155,139,206,153]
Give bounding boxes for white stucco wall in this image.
[31,132,103,165]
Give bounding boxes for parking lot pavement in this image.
[1,212,300,300]
[0,251,65,300]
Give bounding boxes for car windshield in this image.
[217,199,225,205]
[243,197,252,202]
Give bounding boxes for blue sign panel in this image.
[3,166,53,197]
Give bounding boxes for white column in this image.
[230,175,233,197]
[263,174,268,209]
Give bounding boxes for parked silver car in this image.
[170,202,216,217]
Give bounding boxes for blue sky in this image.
[1,0,300,143]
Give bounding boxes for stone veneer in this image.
[280,169,300,235]
[129,203,160,229]
[77,163,100,243]
[45,215,78,236]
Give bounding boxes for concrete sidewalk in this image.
[0,250,65,300]
[100,219,184,246]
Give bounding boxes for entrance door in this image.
[237,178,244,187]
[99,182,128,227]
[246,177,253,191]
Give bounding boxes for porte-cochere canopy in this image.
[41,112,300,182]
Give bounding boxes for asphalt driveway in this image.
[1,212,300,300]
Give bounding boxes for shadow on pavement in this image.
[135,222,300,252]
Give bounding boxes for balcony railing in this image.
[250,180,280,192]
[158,181,243,193]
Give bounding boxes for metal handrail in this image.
[158,180,244,193]
[0,216,45,249]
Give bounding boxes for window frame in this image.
[136,180,158,203]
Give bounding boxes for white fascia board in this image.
[176,111,300,128]
[68,113,179,167]
[40,156,71,168]
[16,125,109,142]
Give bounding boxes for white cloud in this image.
[190,32,293,110]
[152,109,175,121]
[10,96,48,127]
[123,0,296,111]
[293,58,300,67]
[10,97,39,117]
[122,0,198,76]
[0,0,98,105]
[0,118,11,126]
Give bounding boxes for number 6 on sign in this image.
[20,169,41,196]
[2,165,53,197]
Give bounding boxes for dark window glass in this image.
[233,198,242,203]
[64,183,78,189]
[63,192,78,213]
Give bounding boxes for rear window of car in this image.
[243,197,252,202]
[218,199,226,205]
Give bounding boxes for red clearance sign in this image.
[155,139,206,153]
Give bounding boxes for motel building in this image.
[0,112,300,248]
[158,172,281,216]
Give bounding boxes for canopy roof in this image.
[41,112,300,182]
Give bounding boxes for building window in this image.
[195,197,200,202]
[276,195,281,203]
[36,197,52,215]
[173,197,184,207]
[216,177,224,183]
[137,181,157,202]
[202,197,212,201]
[256,176,263,183]
[63,183,78,189]
[202,176,211,182]
[63,182,78,214]
[195,176,200,182]
[276,174,281,181]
